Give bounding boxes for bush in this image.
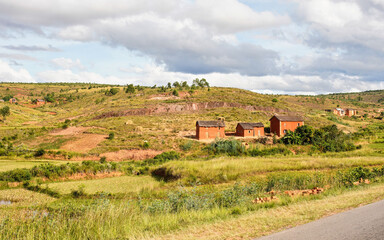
[108,132,115,140]
[207,138,245,156]
[144,141,150,149]
[272,98,278,103]
[99,156,107,163]
[35,148,46,157]
[71,184,87,198]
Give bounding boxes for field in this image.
[48,175,161,194]
[0,159,67,172]
[0,83,383,239]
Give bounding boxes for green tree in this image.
[125,84,135,94]
[0,106,10,120]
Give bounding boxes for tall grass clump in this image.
[207,138,245,156]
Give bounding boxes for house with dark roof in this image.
[196,120,225,140]
[270,115,304,137]
[236,122,264,138]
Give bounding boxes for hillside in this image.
[0,82,384,240]
[0,83,382,160]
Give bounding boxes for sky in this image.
[0,0,383,95]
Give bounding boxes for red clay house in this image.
[270,115,304,137]
[236,123,264,137]
[333,108,345,116]
[196,120,225,140]
[345,108,357,116]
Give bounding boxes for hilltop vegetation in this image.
[0,82,383,239]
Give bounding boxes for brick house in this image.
[270,115,304,137]
[36,99,45,106]
[9,98,17,104]
[236,123,264,137]
[345,108,357,116]
[196,120,225,140]
[333,108,345,116]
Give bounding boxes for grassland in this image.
[0,83,383,239]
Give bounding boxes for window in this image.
[283,130,287,133]
[298,123,300,126]
[249,130,251,133]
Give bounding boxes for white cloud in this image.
[0,60,35,82]
[52,57,84,70]
[37,69,124,84]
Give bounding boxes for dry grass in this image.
[159,184,384,240]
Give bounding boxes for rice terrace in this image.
[0,82,382,239]
[1,1,384,239]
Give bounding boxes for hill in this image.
[0,82,382,160]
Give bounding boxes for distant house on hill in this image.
[236,123,264,137]
[0,99,4,103]
[333,108,345,116]
[345,108,357,116]
[196,120,225,140]
[36,99,45,106]
[270,115,304,137]
[9,98,17,104]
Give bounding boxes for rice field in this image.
[0,159,67,172]
[48,175,162,194]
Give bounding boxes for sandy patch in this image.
[101,149,162,161]
[61,134,107,153]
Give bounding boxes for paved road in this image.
[257,199,384,240]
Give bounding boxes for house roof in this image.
[270,115,304,122]
[237,122,264,129]
[196,120,225,127]
[335,108,344,111]
[37,99,45,102]
[346,108,356,110]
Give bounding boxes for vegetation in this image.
[0,83,383,239]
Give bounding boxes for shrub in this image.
[207,138,245,156]
[71,184,87,198]
[172,89,179,97]
[272,98,278,103]
[142,141,150,149]
[35,148,46,157]
[99,156,107,163]
[108,132,115,140]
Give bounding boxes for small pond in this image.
[0,200,12,206]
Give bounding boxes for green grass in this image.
[48,175,161,194]
[0,159,67,172]
[154,155,384,184]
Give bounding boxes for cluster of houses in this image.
[0,98,46,105]
[196,115,304,140]
[330,108,357,117]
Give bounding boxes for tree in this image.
[125,84,135,94]
[0,106,10,120]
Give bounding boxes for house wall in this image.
[280,121,303,136]
[196,126,225,140]
[346,109,356,116]
[270,117,281,136]
[236,125,264,137]
[270,117,303,137]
